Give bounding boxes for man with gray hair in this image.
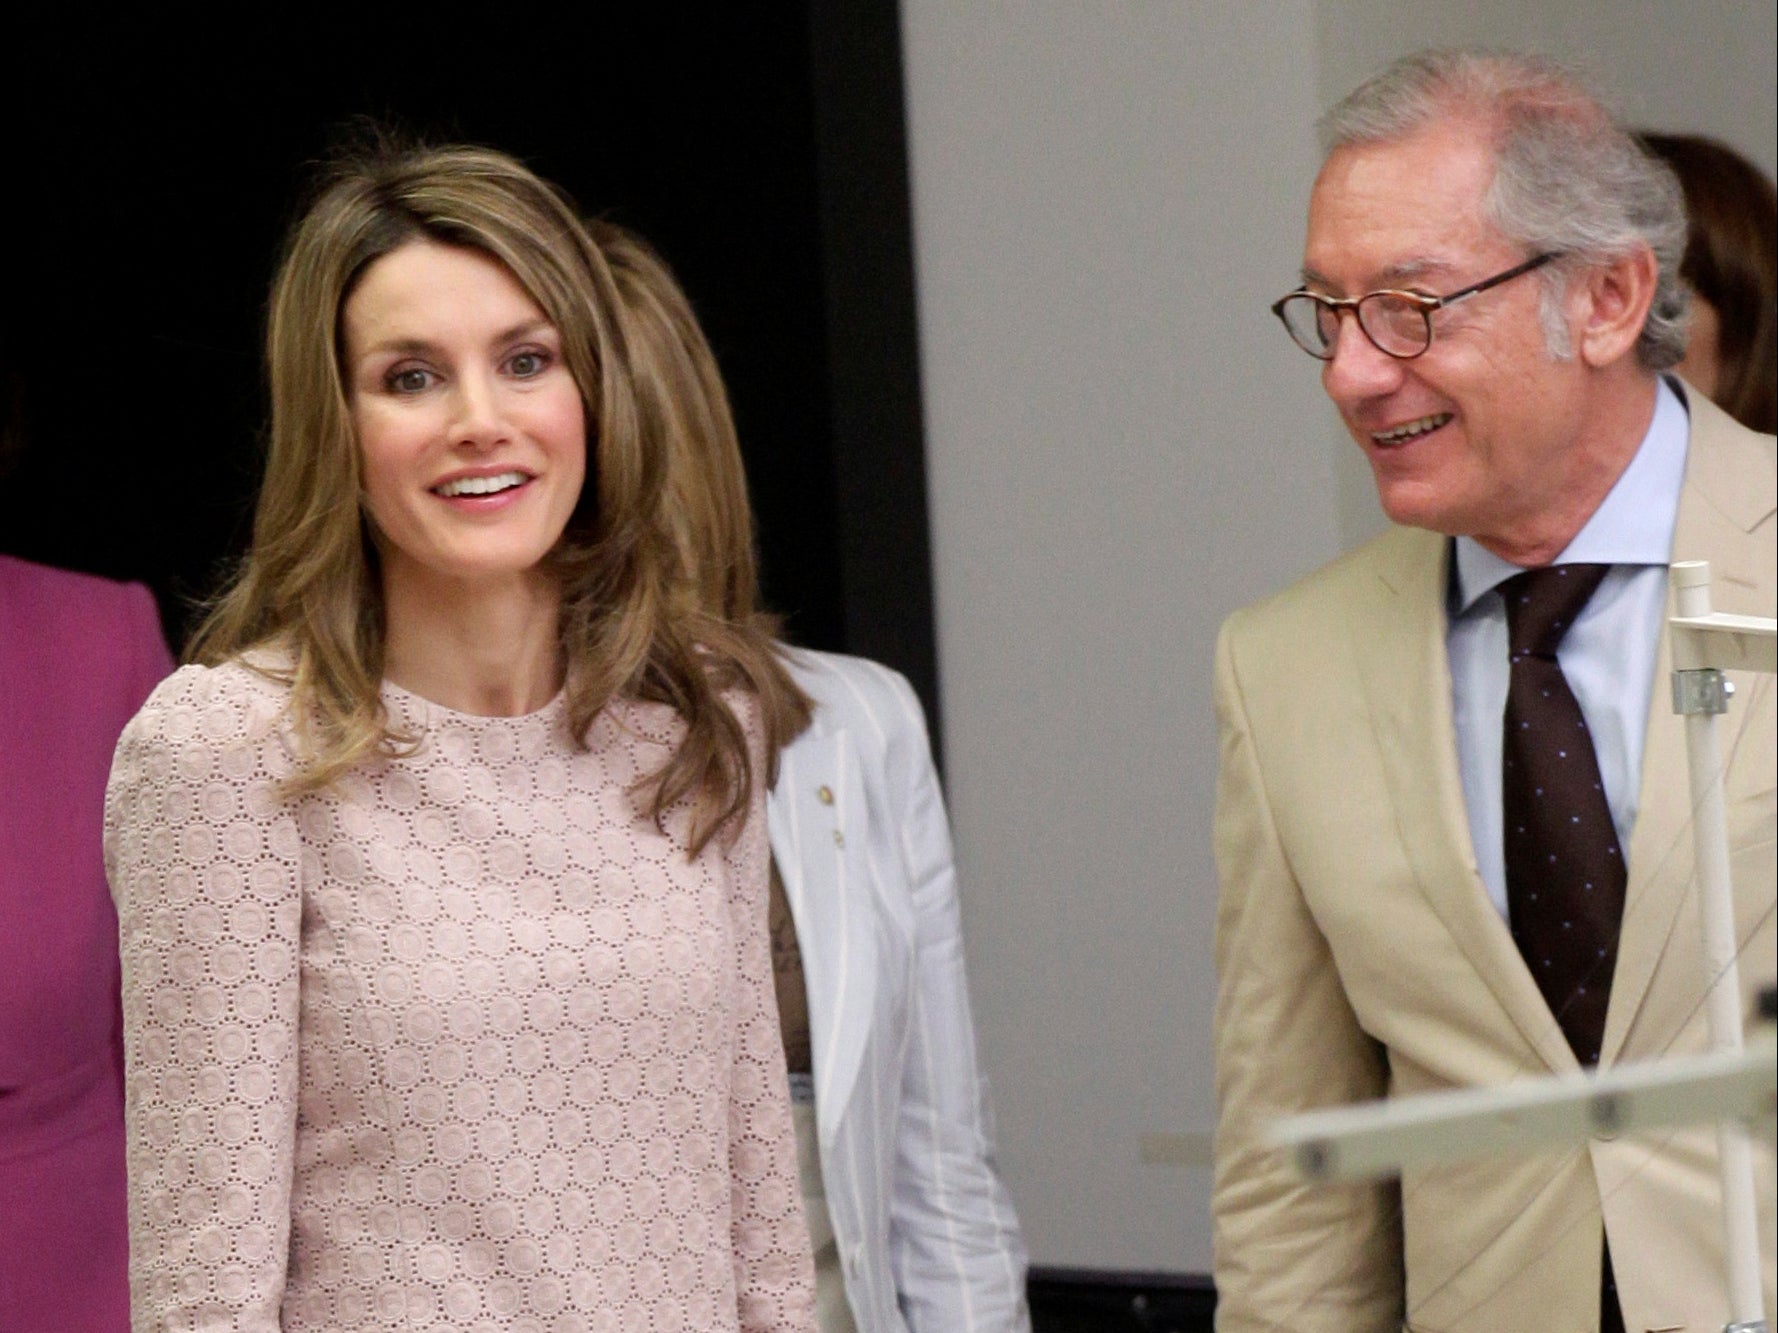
[1212,49,1774,1332]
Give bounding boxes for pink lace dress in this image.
[103,660,815,1331]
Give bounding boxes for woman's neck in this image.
[380,565,565,716]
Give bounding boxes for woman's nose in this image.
[450,373,509,450]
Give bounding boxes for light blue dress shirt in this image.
[1448,377,1690,919]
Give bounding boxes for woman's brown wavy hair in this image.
[590,219,812,728]
[1639,131,1778,434]
[191,141,802,854]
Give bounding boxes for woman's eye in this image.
[507,350,549,378]
[387,367,433,394]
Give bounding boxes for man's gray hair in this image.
[1320,49,1688,368]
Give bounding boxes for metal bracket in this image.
[1270,1027,1776,1183]
[1673,667,1734,716]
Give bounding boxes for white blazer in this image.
[766,649,1030,1333]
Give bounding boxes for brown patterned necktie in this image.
[1501,563,1624,1066]
[1500,563,1627,1333]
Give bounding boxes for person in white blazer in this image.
[768,647,1030,1332]
[598,220,1032,1333]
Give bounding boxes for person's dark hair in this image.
[1638,132,1778,434]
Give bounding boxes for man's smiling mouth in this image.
[1371,413,1452,446]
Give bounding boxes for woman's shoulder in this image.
[0,553,162,647]
[776,647,926,743]
[125,653,296,756]
[0,556,173,726]
[0,552,143,608]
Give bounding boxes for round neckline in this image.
[380,676,569,728]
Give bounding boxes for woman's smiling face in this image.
[342,238,587,601]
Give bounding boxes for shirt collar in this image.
[1451,375,1690,615]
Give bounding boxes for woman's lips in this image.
[432,469,530,498]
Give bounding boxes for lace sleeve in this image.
[722,693,817,1331]
[104,665,305,1330]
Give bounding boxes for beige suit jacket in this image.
[1211,386,1775,1333]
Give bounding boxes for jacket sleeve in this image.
[1210,617,1403,1333]
[723,693,820,1332]
[870,665,1031,1333]
[103,667,304,1331]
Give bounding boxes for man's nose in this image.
[1319,309,1406,405]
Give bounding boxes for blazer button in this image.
[817,785,834,805]
[1589,1091,1623,1141]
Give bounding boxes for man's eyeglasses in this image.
[1271,252,1559,361]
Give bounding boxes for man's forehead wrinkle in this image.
[1298,252,1463,296]
[1303,139,1500,297]
[1377,255,1462,286]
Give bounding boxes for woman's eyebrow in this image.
[356,320,557,359]
[358,336,438,358]
[494,318,556,344]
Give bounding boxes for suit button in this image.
[817,785,834,805]
[833,830,845,848]
[1589,1091,1623,1141]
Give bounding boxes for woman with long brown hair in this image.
[1639,131,1777,433]
[104,143,815,1330]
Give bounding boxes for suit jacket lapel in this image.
[1353,528,1581,1072]
[1604,389,1774,1063]
[765,726,877,1142]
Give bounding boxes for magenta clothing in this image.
[0,555,173,1332]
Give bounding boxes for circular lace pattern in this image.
[105,661,814,1330]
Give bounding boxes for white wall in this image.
[899,0,1777,1273]
[900,2,1334,1272]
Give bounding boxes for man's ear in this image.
[1573,244,1659,369]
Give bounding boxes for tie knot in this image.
[1502,563,1611,657]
